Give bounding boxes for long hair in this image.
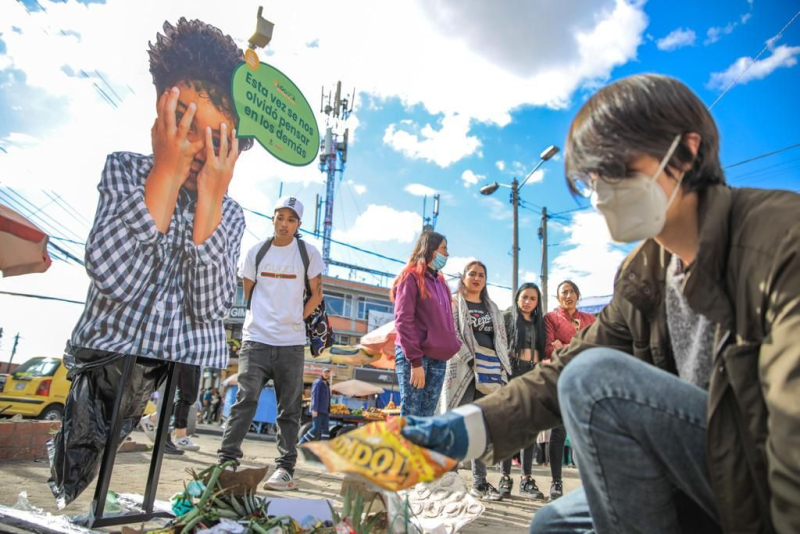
[390,231,446,301]
[508,282,545,358]
[456,260,490,305]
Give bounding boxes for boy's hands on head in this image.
[195,121,240,203]
[145,86,206,234]
[151,87,204,186]
[192,120,241,246]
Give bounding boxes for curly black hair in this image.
[148,18,253,151]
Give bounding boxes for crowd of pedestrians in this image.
[393,236,590,503]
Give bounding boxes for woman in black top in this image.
[499,282,547,500]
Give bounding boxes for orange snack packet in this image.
[299,417,457,491]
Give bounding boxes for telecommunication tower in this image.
[318,81,354,267]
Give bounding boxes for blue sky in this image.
[1,0,798,362]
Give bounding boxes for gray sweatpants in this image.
[218,341,305,474]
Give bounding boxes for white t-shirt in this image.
[239,238,325,346]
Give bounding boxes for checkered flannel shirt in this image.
[70,152,245,369]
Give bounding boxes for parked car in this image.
[0,357,69,420]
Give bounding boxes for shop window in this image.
[326,291,353,318]
[357,296,393,320]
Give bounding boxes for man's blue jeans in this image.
[394,346,447,417]
[299,412,330,444]
[530,348,720,534]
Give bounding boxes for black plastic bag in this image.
[47,347,168,508]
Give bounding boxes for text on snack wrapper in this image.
[331,435,412,481]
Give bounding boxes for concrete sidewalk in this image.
[0,429,582,533]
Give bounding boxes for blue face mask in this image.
[431,252,448,271]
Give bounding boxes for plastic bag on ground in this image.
[47,347,169,508]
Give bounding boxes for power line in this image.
[48,241,85,266]
[1,188,86,245]
[709,9,800,110]
[724,142,800,170]
[550,205,591,217]
[43,190,93,229]
[242,205,513,291]
[0,290,84,305]
[243,206,406,266]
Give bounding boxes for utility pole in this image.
[511,178,520,296]
[479,145,559,301]
[6,333,20,373]
[541,207,549,312]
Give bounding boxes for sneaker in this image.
[550,479,563,501]
[498,475,513,497]
[468,482,503,501]
[174,436,200,451]
[263,468,297,491]
[520,476,545,500]
[164,439,185,456]
[138,417,156,443]
[218,459,238,472]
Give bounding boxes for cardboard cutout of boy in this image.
[48,18,251,506]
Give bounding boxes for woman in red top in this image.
[542,280,597,500]
[544,280,597,360]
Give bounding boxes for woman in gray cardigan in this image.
[440,260,512,501]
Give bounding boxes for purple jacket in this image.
[394,269,461,368]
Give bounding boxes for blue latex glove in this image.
[401,405,487,461]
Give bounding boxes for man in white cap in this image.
[218,196,324,490]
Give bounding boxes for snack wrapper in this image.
[299,417,456,491]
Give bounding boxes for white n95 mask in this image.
[594,135,683,243]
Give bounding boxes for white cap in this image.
[274,196,304,220]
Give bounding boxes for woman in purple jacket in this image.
[391,231,461,417]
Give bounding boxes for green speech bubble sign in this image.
[232,62,320,166]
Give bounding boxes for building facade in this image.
[224,275,394,347]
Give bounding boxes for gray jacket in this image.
[440,293,512,413]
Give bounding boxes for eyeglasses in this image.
[568,172,596,198]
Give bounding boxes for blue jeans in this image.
[530,348,721,534]
[299,412,329,444]
[394,346,447,417]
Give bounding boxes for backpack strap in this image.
[246,238,274,310]
[296,237,312,297]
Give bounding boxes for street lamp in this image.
[480,145,560,298]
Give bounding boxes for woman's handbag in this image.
[473,346,507,394]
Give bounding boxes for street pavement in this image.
[0,425,582,533]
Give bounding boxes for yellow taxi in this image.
[0,357,70,420]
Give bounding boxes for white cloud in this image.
[383,113,481,168]
[705,11,751,46]
[523,169,546,185]
[336,204,422,244]
[523,271,540,283]
[2,132,39,146]
[482,195,512,221]
[495,160,506,171]
[404,183,438,197]
[705,23,734,45]
[461,169,484,188]
[656,28,696,51]
[707,44,800,91]
[347,179,367,195]
[547,211,627,311]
